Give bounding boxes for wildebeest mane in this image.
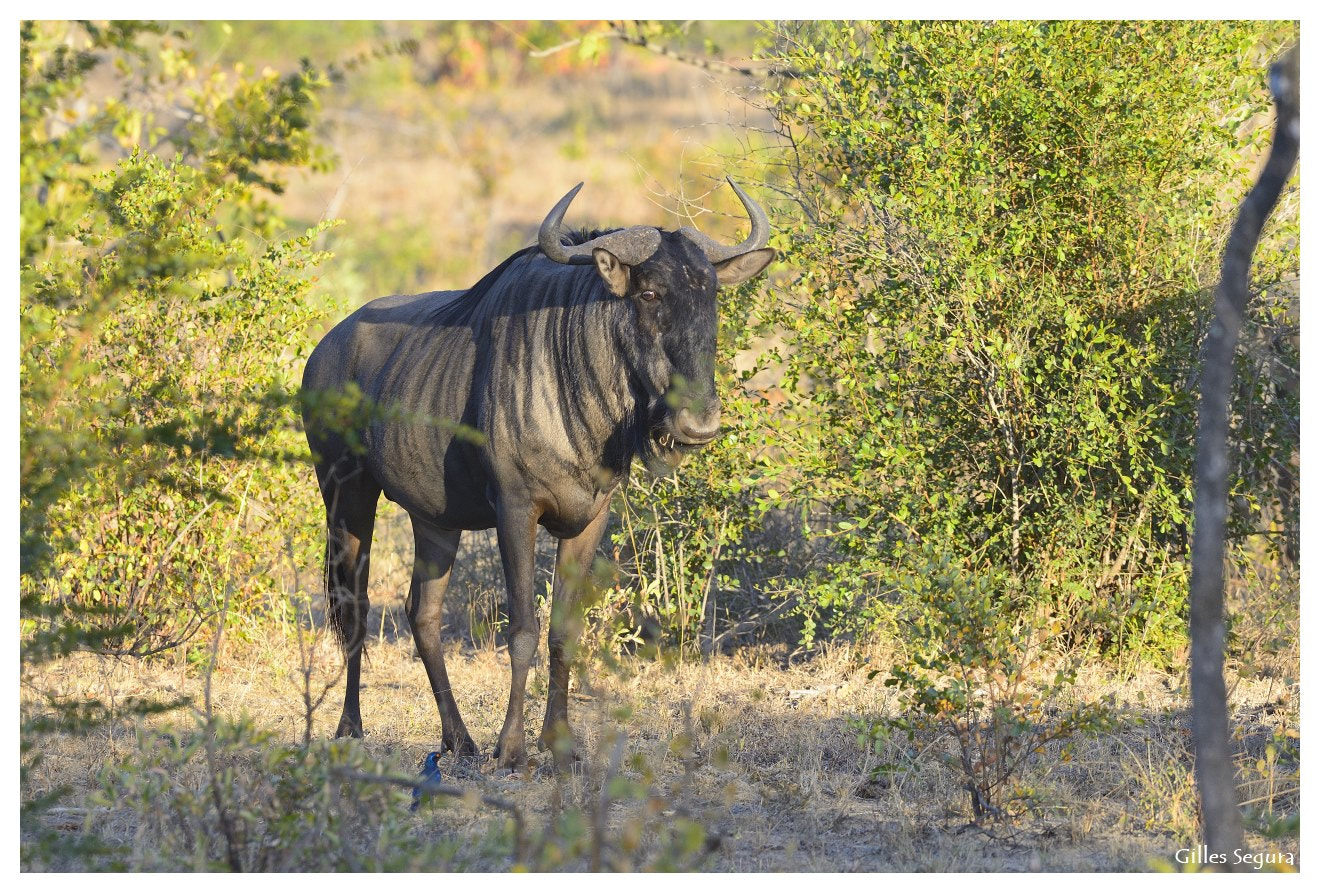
[563,226,624,244]
[453,245,539,309]
[428,227,631,324]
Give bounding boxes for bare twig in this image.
[200,580,244,871]
[609,22,781,78]
[527,36,589,59]
[591,731,628,871]
[529,22,801,79]
[283,536,337,747]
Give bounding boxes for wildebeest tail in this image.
[325,545,371,658]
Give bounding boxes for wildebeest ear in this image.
[592,248,631,297]
[714,248,776,287]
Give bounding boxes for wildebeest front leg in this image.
[494,502,541,771]
[539,506,610,768]
[406,520,478,757]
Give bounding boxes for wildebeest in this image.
[302,179,774,770]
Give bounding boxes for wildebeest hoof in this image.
[335,716,364,739]
[538,753,584,777]
[493,742,527,773]
[537,738,583,773]
[444,731,479,758]
[449,748,482,767]
[537,721,579,764]
[494,754,527,773]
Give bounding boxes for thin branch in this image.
[529,23,801,79]
[527,36,589,59]
[611,22,782,78]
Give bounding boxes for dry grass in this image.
[22,503,1298,871]
[21,592,1299,872]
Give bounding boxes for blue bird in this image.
[410,751,443,813]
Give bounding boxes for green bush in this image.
[757,21,1298,658]
[20,21,339,660]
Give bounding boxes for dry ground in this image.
[22,508,1300,871]
[21,590,1299,872]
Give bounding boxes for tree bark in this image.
[1189,44,1298,869]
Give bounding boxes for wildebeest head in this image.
[539,180,775,473]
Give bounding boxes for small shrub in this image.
[89,715,428,871]
[861,547,1122,823]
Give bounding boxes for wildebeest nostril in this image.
[674,405,721,443]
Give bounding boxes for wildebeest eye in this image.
[637,290,659,302]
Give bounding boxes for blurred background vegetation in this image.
[20,19,1299,867]
[21,16,1299,671]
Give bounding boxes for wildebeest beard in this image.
[631,390,703,476]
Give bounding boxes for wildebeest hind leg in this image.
[317,457,381,739]
[406,520,477,757]
[540,506,610,769]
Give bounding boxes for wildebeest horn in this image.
[539,183,663,266]
[678,177,771,263]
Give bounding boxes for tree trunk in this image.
[1189,44,1298,870]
